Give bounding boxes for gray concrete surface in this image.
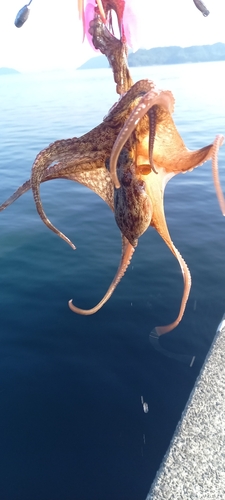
[146,314,225,500]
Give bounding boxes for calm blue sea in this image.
[0,61,225,500]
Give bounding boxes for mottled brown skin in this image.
[89,15,132,95]
[0,0,222,362]
[114,148,152,247]
[109,83,224,334]
[1,77,223,331]
[86,0,133,95]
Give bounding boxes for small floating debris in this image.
[141,396,149,413]
[190,356,196,368]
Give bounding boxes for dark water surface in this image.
[0,62,225,500]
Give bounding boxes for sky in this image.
[1,0,225,72]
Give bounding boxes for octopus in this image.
[2,0,224,360]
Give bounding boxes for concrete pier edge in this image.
[146,313,225,499]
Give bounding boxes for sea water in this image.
[0,61,225,500]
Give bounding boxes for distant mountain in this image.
[78,42,225,69]
[78,56,109,69]
[0,67,20,75]
[129,42,225,66]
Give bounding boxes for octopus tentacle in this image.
[0,162,84,214]
[151,204,191,336]
[155,246,191,336]
[31,156,106,249]
[88,13,132,95]
[147,105,158,174]
[0,180,31,211]
[104,79,155,124]
[0,164,79,213]
[110,88,174,188]
[68,235,135,315]
[31,146,76,249]
[78,0,107,38]
[211,134,225,215]
[141,165,192,336]
[32,201,75,249]
[0,139,78,213]
[30,137,80,190]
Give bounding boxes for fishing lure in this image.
[14,0,33,28]
[193,0,210,17]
